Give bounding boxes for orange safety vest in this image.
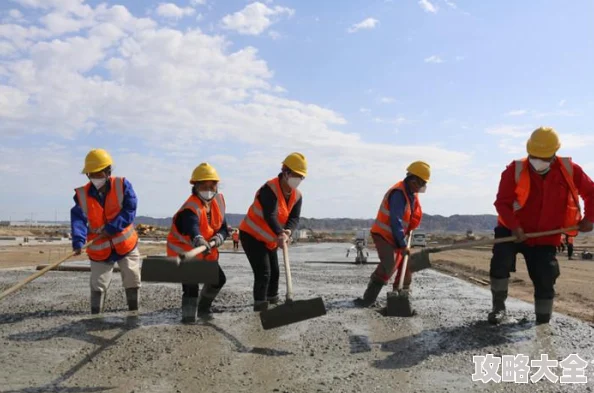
[75,177,138,262]
[232,232,239,242]
[497,157,581,236]
[239,177,301,250]
[370,181,422,247]
[166,193,226,261]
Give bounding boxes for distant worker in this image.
[239,153,305,312]
[354,161,430,307]
[71,149,141,314]
[490,127,594,325]
[167,163,229,323]
[232,230,240,251]
[565,234,575,260]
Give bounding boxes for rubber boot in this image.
[267,295,280,305]
[488,278,508,325]
[253,300,269,312]
[181,297,198,323]
[198,296,215,315]
[125,288,139,311]
[91,291,105,314]
[535,298,553,325]
[354,280,383,307]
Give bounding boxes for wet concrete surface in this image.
[1,243,593,392]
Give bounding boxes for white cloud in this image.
[221,2,294,35]
[190,0,206,5]
[8,9,24,19]
[505,109,528,116]
[268,30,281,40]
[486,125,532,138]
[347,17,379,33]
[455,55,465,62]
[378,96,396,104]
[372,116,407,125]
[359,107,371,113]
[419,0,438,13]
[155,3,196,19]
[443,0,457,9]
[0,0,487,219]
[424,55,443,63]
[533,109,578,118]
[558,99,566,107]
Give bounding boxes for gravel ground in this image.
[1,243,593,393]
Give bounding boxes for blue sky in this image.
[1,0,593,221]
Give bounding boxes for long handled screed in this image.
[141,241,220,284]
[386,231,415,317]
[260,240,327,330]
[407,226,579,273]
[0,239,95,302]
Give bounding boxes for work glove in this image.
[277,232,289,249]
[73,248,82,256]
[398,246,411,257]
[209,234,225,248]
[578,219,593,233]
[512,227,527,242]
[192,236,211,253]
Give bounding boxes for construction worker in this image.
[239,153,306,312]
[355,161,430,307]
[232,230,240,251]
[167,163,229,323]
[565,234,575,260]
[71,149,141,314]
[490,127,594,325]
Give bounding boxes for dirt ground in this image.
[1,243,594,392]
[430,236,594,323]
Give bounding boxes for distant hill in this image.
[136,213,498,233]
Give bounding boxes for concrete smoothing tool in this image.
[260,241,327,330]
[407,226,579,273]
[386,231,414,317]
[141,241,220,284]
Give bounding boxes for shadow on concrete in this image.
[373,320,532,370]
[0,309,89,326]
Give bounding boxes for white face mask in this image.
[287,177,302,190]
[199,190,216,201]
[418,185,427,193]
[90,177,107,190]
[529,158,551,173]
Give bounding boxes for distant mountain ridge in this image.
[136,213,498,233]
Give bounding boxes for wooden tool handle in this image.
[397,231,414,291]
[180,241,217,261]
[427,226,579,254]
[281,241,293,302]
[0,239,94,302]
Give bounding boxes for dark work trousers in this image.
[490,226,560,300]
[240,231,280,302]
[181,264,227,298]
[567,243,574,259]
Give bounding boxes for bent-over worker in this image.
[71,148,142,314]
[239,153,305,312]
[167,163,229,323]
[490,127,594,325]
[354,161,430,307]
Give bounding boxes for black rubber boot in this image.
[267,295,280,305]
[488,278,508,325]
[181,297,198,323]
[125,288,139,311]
[198,296,214,315]
[354,280,383,307]
[91,291,105,314]
[535,299,553,325]
[253,301,269,312]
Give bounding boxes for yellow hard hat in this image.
[190,162,220,183]
[406,161,431,182]
[526,126,560,158]
[82,148,113,174]
[282,152,307,177]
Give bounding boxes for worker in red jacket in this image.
[490,127,594,325]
